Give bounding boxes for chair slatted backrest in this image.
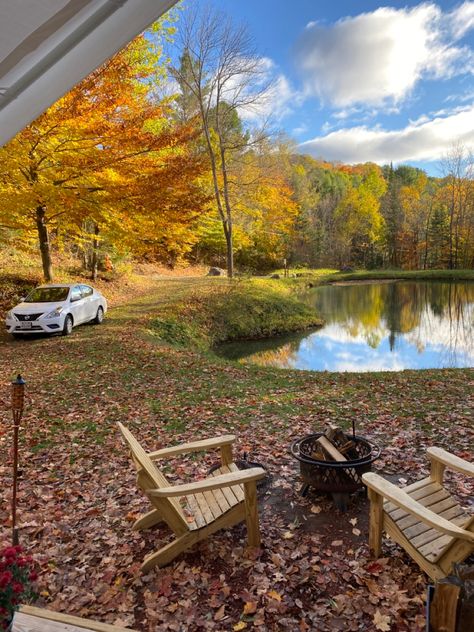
[117,422,188,528]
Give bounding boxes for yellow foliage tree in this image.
[0,29,208,281]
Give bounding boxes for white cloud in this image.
[298,105,474,164]
[239,71,297,123]
[448,1,474,39]
[292,123,308,136]
[222,56,300,124]
[295,2,474,108]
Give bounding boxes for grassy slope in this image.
[0,277,472,631]
[148,278,323,349]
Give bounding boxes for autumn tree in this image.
[171,6,272,277]
[440,143,474,269]
[289,156,350,267]
[0,25,207,281]
[334,164,386,267]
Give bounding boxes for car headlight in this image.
[45,307,64,319]
[6,310,17,320]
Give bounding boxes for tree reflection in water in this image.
[219,281,474,372]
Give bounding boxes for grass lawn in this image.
[0,277,472,631]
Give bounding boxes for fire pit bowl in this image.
[290,433,381,511]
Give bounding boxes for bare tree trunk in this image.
[35,205,54,282]
[224,222,233,278]
[423,201,433,270]
[91,222,99,281]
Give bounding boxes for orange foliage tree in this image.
[0,29,208,281]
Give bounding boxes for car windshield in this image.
[25,287,69,303]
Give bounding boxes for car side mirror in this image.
[70,296,80,303]
[20,296,26,301]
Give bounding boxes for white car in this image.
[6,284,107,337]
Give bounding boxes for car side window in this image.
[81,285,93,298]
[70,286,82,302]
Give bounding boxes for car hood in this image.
[13,302,66,313]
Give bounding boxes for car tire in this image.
[62,314,73,336]
[94,306,104,324]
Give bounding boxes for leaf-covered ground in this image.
[0,279,473,631]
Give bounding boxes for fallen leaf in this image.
[233,623,247,631]
[214,605,225,621]
[373,609,391,631]
[267,590,282,602]
[243,601,257,615]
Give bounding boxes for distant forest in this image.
[288,151,474,271]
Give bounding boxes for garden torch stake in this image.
[11,374,25,546]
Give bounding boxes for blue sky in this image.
[188,1,474,174]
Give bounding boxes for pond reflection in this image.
[217,281,474,372]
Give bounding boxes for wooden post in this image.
[220,444,233,466]
[367,488,383,557]
[244,481,260,547]
[430,459,446,485]
[11,374,25,546]
[430,583,460,632]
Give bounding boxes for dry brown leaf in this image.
[267,590,282,602]
[214,604,225,621]
[373,609,391,631]
[243,601,257,615]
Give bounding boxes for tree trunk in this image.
[448,182,455,269]
[91,222,100,281]
[224,223,233,278]
[35,205,54,282]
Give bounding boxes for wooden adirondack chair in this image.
[363,447,474,581]
[117,423,266,572]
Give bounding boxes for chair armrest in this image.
[148,468,265,497]
[363,472,474,542]
[427,447,474,477]
[148,435,236,460]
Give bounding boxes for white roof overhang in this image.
[0,0,178,146]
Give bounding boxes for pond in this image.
[217,281,474,372]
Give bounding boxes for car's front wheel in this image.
[94,306,104,324]
[62,314,73,336]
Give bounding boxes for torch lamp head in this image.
[12,374,26,414]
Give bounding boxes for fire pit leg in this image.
[332,492,349,512]
[300,483,310,497]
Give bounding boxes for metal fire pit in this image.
[290,433,381,511]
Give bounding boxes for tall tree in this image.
[440,143,473,269]
[171,6,272,277]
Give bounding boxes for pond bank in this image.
[142,271,474,353]
[148,278,323,350]
[295,268,474,285]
